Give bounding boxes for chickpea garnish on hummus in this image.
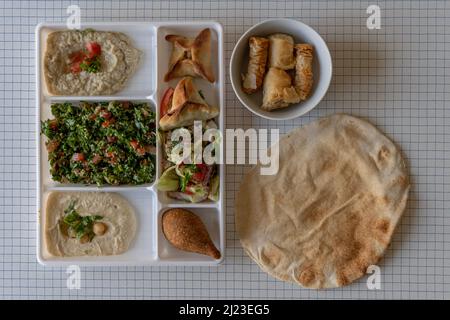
[59,201,105,244]
[45,191,137,257]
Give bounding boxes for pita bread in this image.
[235,114,409,288]
[159,77,219,131]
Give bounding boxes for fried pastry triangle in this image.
[159,77,219,131]
[164,28,215,83]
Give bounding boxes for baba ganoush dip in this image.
[45,191,137,257]
[44,29,141,95]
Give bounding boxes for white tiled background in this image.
[0,0,449,299]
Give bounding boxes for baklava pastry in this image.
[294,44,314,100]
[242,36,269,94]
[268,33,296,70]
[261,67,300,111]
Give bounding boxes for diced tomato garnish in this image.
[91,154,102,164]
[70,61,82,74]
[184,185,194,195]
[46,140,59,152]
[85,42,101,58]
[104,151,117,164]
[136,147,146,156]
[101,118,115,128]
[48,119,58,130]
[107,136,117,143]
[69,51,86,63]
[72,153,85,162]
[160,87,174,117]
[69,51,86,74]
[100,110,112,119]
[192,164,208,182]
[129,140,139,150]
[129,140,146,156]
[192,172,203,182]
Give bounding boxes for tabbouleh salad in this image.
[41,101,156,185]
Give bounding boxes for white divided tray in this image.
[35,21,225,266]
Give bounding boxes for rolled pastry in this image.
[294,44,314,100]
[261,67,300,111]
[268,34,295,70]
[242,36,269,94]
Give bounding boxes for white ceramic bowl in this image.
[230,18,332,120]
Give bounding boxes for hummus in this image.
[44,29,141,95]
[45,191,137,257]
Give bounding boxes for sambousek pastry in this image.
[236,114,410,289]
[268,33,296,70]
[159,76,219,131]
[242,36,269,94]
[261,67,300,111]
[294,44,314,100]
[164,28,215,83]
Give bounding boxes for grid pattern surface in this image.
[1,0,450,299]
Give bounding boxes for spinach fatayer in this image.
[41,101,156,185]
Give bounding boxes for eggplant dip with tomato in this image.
[157,77,220,203]
[44,29,141,95]
[41,101,156,185]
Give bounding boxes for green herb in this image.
[198,90,205,99]
[62,202,103,242]
[179,171,191,192]
[80,56,101,73]
[41,101,156,185]
[178,164,197,192]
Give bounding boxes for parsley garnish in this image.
[62,201,103,242]
[80,57,101,73]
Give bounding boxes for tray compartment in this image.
[36,22,157,100]
[154,21,224,208]
[39,99,158,190]
[37,188,157,266]
[156,206,224,265]
[155,23,222,108]
[36,21,225,266]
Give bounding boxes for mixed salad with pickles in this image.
[157,120,219,203]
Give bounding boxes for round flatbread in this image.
[235,114,409,288]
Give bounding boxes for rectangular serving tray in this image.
[36,21,225,266]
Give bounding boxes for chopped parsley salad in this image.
[41,101,156,185]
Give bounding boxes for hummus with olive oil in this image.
[44,29,141,95]
[45,191,137,257]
